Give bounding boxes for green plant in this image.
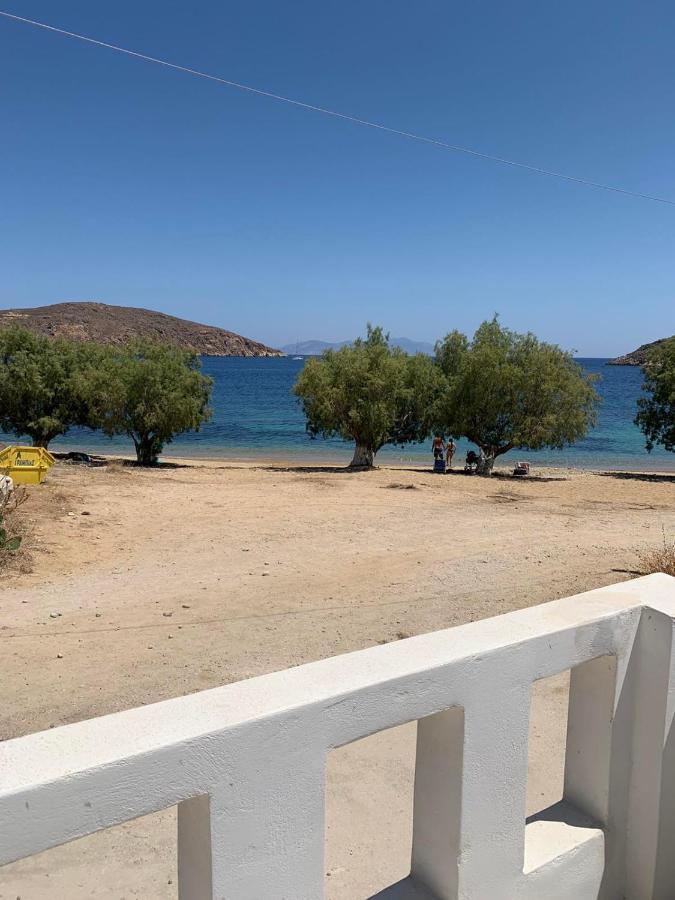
[0,486,27,563]
[635,337,675,453]
[434,317,599,475]
[0,326,97,447]
[82,340,213,465]
[293,326,443,468]
[637,527,675,577]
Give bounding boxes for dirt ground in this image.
[1,458,673,898]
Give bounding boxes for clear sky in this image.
[1,1,674,355]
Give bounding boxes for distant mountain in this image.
[607,337,673,366]
[282,340,349,356]
[0,302,283,357]
[281,337,435,356]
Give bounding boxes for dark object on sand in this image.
[513,461,530,477]
[464,450,480,474]
[54,451,106,467]
[433,457,446,474]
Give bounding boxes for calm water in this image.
[28,357,674,471]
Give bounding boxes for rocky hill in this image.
[0,302,282,357]
[607,337,672,366]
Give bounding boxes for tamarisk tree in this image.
[84,341,212,465]
[635,336,675,453]
[0,326,94,447]
[435,318,599,475]
[293,326,441,468]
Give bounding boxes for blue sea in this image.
[19,357,674,471]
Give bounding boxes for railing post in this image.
[410,707,464,899]
[623,606,675,899]
[176,736,326,900]
[411,675,531,899]
[564,654,618,823]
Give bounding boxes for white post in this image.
[411,676,531,899]
[411,707,464,899]
[177,752,326,900]
[564,653,617,824]
[624,606,675,899]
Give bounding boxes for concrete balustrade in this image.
[1,573,674,898]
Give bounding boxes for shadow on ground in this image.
[596,471,675,484]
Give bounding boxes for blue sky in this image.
[1,1,674,355]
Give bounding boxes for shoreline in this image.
[51,446,675,477]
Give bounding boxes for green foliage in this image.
[0,327,95,447]
[83,341,213,465]
[635,337,675,453]
[293,326,442,467]
[0,526,21,553]
[434,318,599,467]
[0,489,23,558]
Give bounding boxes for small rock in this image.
[147,645,154,650]
[49,612,61,618]
[181,604,191,609]
[95,613,101,618]
[162,611,173,617]
[56,653,63,659]
[81,511,91,516]
[261,572,269,577]
[168,634,174,639]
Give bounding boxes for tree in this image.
[84,341,212,465]
[0,326,94,447]
[293,326,442,468]
[635,337,675,453]
[435,318,599,475]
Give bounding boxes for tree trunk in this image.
[349,442,375,469]
[31,435,52,449]
[474,442,512,476]
[133,435,161,466]
[476,452,495,476]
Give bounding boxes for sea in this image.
[12,357,674,472]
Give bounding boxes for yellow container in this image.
[0,446,56,485]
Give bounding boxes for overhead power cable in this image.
[1,8,673,206]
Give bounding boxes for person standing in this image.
[431,434,446,461]
[446,438,456,469]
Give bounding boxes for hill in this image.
[607,337,673,366]
[281,337,435,355]
[0,302,282,357]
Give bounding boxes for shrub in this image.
[0,487,27,569]
[637,528,675,577]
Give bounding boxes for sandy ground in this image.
[1,458,673,898]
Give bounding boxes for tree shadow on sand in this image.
[596,471,675,484]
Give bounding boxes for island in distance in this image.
[0,301,282,357]
[607,336,673,366]
[282,337,435,356]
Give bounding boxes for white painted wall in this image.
[1,573,674,899]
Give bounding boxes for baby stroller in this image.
[464,450,480,474]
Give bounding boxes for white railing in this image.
[1,573,675,899]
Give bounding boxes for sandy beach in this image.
[1,458,674,897]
